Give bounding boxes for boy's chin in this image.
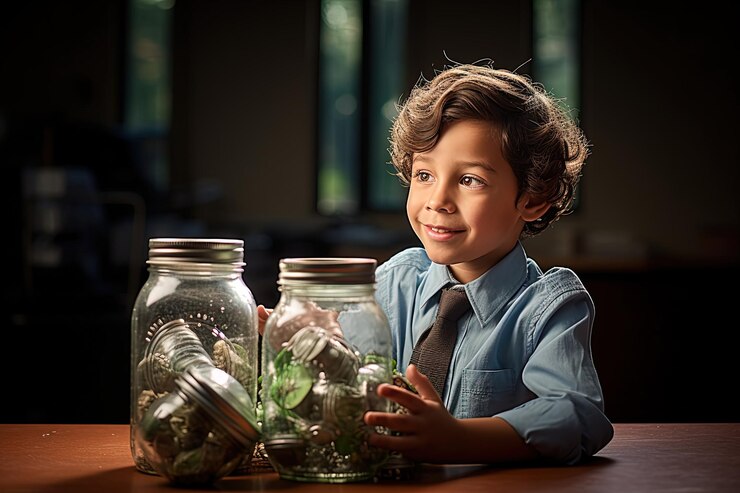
[423,248,463,267]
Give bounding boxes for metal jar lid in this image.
[178,366,261,444]
[147,238,246,270]
[278,257,377,285]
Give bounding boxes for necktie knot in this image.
[437,287,471,322]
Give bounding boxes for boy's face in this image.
[406,120,532,284]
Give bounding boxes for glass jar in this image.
[261,257,393,483]
[130,238,259,476]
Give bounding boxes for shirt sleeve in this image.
[494,277,614,464]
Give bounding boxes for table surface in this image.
[0,423,738,493]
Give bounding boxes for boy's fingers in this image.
[257,305,272,319]
[364,411,417,433]
[376,384,425,414]
[406,364,442,403]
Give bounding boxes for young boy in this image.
[360,62,614,465]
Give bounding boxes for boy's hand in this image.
[257,305,272,336]
[364,364,463,463]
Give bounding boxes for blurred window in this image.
[317,0,408,215]
[124,0,174,193]
[533,0,582,208]
[316,0,363,215]
[532,0,582,121]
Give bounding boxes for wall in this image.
[170,0,321,226]
[526,1,739,263]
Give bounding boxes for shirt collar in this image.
[419,242,529,326]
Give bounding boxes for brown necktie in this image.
[409,287,471,396]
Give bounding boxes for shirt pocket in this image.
[460,368,517,418]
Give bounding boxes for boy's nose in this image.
[425,185,455,213]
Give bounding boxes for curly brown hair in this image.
[389,62,590,238]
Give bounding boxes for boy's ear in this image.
[517,193,551,222]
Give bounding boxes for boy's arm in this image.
[364,364,538,464]
[455,416,539,464]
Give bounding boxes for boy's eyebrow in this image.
[413,154,496,172]
[459,159,496,172]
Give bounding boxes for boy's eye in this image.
[461,175,484,187]
[413,170,432,182]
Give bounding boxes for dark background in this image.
[2,1,738,424]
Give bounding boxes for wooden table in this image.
[0,423,737,492]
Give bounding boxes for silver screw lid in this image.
[278,257,377,285]
[147,238,245,270]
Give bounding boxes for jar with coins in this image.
[130,238,259,479]
[260,257,393,483]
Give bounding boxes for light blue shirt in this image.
[374,242,614,464]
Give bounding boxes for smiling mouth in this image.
[426,225,463,234]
